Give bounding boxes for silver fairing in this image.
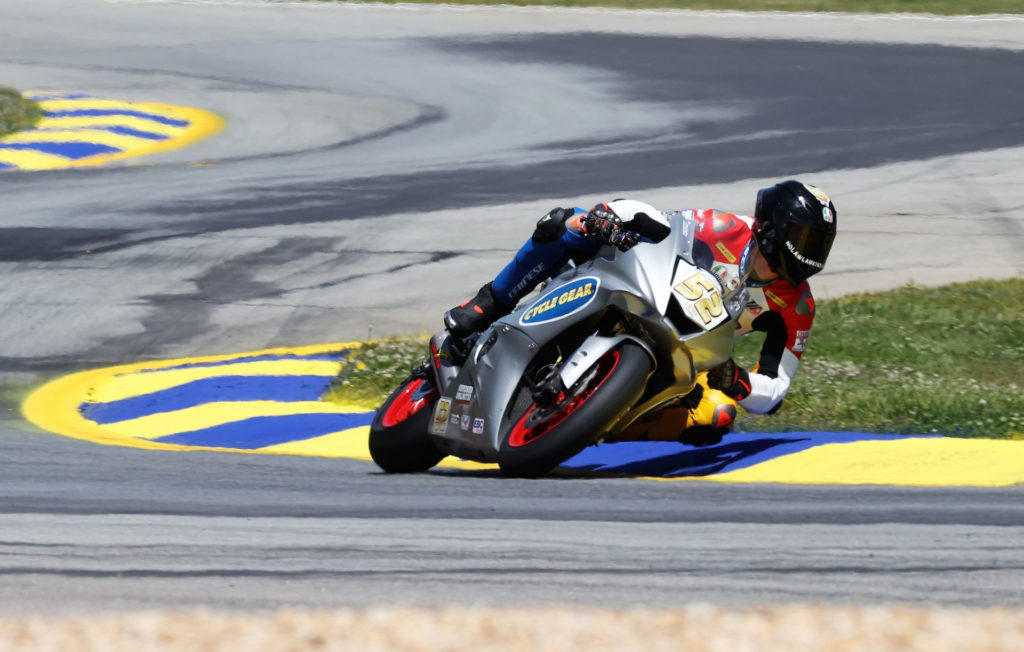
[427,211,748,463]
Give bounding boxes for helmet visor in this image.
[778,222,835,284]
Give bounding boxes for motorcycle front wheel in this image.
[497,341,652,478]
[369,375,446,473]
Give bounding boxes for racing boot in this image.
[443,282,512,341]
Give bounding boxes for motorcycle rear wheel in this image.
[498,341,651,478]
[369,375,446,473]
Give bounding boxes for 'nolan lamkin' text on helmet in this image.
[753,180,837,285]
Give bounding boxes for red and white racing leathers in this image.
[689,209,815,415]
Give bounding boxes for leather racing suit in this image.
[688,209,816,416]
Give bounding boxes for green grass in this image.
[326,337,433,410]
[731,279,1024,438]
[301,0,1024,15]
[327,279,1024,439]
[0,86,42,138]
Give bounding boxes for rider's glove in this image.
[583,203,637,251]
[706,358,752,401]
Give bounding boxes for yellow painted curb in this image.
[0,93,225,170]
[21,342,363,452]
[706,437,1024,487]
[21,339,1023,487]
[71,104,224,168]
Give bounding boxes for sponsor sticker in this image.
[805,184,834,223]
[472,418,485,435]
[765,289,788,309]
[711,263,741,293]
[806,184,832,205]
[785,240,824,269]
[460,414,471,431]
[520,276,599,325]
[431,398,452,435]
[715,241,737,264]
[455,384,474,403]
[793,329,810,353]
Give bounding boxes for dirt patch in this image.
[1,605,1022,651]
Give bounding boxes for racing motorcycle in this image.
[368,208,749,478]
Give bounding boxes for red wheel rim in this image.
[381,378,437,428]
[507,349,621,448]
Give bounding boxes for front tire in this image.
[369,376,446,473]
[497,342,652,478]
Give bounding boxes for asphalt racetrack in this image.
[1,0,1023,616]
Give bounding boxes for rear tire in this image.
[369,376,446,473]
[497,342,651,478]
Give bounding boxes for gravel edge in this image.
[2,605,1023,651]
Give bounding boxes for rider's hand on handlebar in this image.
[583,203,638,251]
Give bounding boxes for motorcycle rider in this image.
[443,180,837,444]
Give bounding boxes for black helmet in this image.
[753,180,837,285]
